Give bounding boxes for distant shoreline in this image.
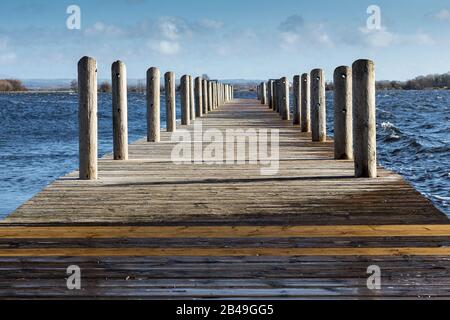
[1,87,449,94]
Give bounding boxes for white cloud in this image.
[151,40,180,55]
[156,17,193,40]
[278,15,334,51]
[358,26,397,47]
[357,26,435,47]
[435,9,450,21]
[85,22,124,36]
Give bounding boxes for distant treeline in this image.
[326,72,450,91]
[0,79,27,92]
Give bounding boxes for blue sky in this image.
[0,0,449,80]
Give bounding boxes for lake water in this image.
[0,90,448,219]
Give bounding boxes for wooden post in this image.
[195,77,203,117]
[78,56,98,180]
[261,82,267,105]
[268,80,274,109]
[212,82,216,109]
[180,75,190,125]
[280,77,290,120]
[147,67,160,142]
[165,72,176,132]
[202,79,209,114]
[189,75,196,121]
[311,69,326,142]
[334,66,353,160]
[277,79,283,114]
[301,73,311,132]
[215,82,219,108]
[225,84,229,102]
[353,59,377,178]
[271,80,276,112]
[208,81,213,112]
[112,61,128,160]
[293,75,301,125]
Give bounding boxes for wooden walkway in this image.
[0,98,449,299]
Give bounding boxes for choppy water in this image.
[0,90,448,218]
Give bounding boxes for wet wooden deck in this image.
[0,98,449,299]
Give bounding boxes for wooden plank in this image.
[0,247,450,257]
[1,225,450,239]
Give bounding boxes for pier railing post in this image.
[165,72,176,132]
[147,67,160,142]
[202,79,208,114]
[311,69,326,142]
[78,56,98,180]
[212,82,216,109]
[215,82,219,108]
[334,66,353,160]
[195,77,203,118]
[268,80,274,109]
[301,73,311,132]
[353,59,377,178]
[261,82,267,105]
[181,75,190,125]
[293,75,301,125]
[189,75,196,121]
[280,77,290,120]
[208,81,213,112]
[272,80,277,112]
[112,61,128,160]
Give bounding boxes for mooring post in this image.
[211,82,216,109]
[277,79,283,115]
[271,80,277,111]
[202,79,209,114]
[112,61,128,160]
[293,75,301,125]
[261,82,267,105]
[165,71,176,132]
[147,67,160,143]
[195,77,203,118]
[189,75,196,121]
[208,81,213,112]
[180,75,190,125]
[215,82,219,108]
[311,69,326,142]
[78,56,98,180]
[301,73,311,133]
[353,59,377,178]
[280,77,290,120]
[334,66,353,160]
[268,80,274,109]
[225,84,229,102]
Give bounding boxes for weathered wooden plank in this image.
[1,225,450,239]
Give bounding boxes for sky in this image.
[0,0,449,81]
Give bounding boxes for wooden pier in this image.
[0,58,449,299]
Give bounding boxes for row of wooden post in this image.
[258,59,376,178]
[78,56,234,180]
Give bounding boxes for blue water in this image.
[0,90,448,218]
